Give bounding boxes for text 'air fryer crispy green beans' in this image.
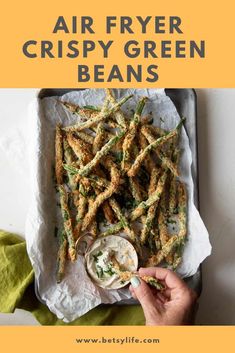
[54,89,188,283]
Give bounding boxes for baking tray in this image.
[35,88,202,308]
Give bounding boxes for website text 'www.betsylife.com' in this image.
[75,336,160,345]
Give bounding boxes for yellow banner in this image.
[0,326,234,352]
[0,0,234,87]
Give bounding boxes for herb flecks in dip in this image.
[85,235,138,289]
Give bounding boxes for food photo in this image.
[0,88,234,326]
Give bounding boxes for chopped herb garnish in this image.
[96,265,104,278]
[83,105,101,111]
[104,264,116,276]
[93,251,103,263]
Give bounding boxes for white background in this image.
[0,89,234,325]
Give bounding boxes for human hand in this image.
[129,267,197,326]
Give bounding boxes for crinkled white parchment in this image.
[24,88,211,322]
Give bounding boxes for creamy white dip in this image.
[85,235,138,289]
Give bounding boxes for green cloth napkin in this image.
[0,230,145,325]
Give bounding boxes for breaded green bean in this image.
[75,131,94,145]
[158,191,173,265]
[148,183,187,267]
[81,163,121,230]
[73,189,87,240]
[128,120,184,177]
[92,122,106,154]
[122,97,147,171]
[102,200,116,224]
[92,94,109,154]
[67,133,92,165]
[105,89,127,129]
[158,194,170,246]
[63,139,77,190]
[63,164,111,190]
[141,125,179,177]
[56,230,68,283]
[146,234,179,266]
[64,94,133,132]
[178,182,187,240]
[169,148,180,214]
[88,198,98,237]
[128,176,146,224]
[130,171,168,221]
[129,177,143,204]
[77,131,125,177]
[140,168,159,244]
[99,222,123,237]
[143,124,166,137]
[109,198,135,241]
[138,132,156,173]
[58,185,76,261]
[61,101,100,118]
[111,256,164,290]
[172,254,182,270]
[55,125,64,185]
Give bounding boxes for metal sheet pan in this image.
[35,88,202,309]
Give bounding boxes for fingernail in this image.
[130,276,141,288]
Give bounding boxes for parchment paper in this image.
[23,88,211,322]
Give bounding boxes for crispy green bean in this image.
[92,122,106,154]
[138,131,156,173]
[140,168,159,244]
[63,139,77,190]
[61,101,100,118]
[73,189,87,240]
[141,125,179,177]
[102,201,116,224]
[75,131,94,145]
[64,94,133,132]
[58,185,76,261]
[78,131,125,177]
[146,234,179,266]
[158,191,173,265]
[169,148,180,214]
[99,222,123,237]
[130,171,168,221]
[67,133,92,165]
[122,97,147,171]
[105,89,127,129]
[55,125,64,185]
[81,163,121,230]
[56,230,68,283]
[88,198,98,237]
[178,182,187,240]
[128,120,184,177]
[109,198,135,241]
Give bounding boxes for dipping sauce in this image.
[85,235,138,289]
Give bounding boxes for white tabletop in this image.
[0,89,234,325]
